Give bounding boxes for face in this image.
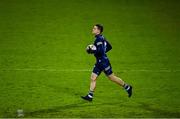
[92,26,100,35]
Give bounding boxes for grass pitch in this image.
[0,0,180,117]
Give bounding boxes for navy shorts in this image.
[92,59,113,76]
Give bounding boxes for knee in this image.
[108,74,115,80]
[90,74,97,81]
[90,76,96,81]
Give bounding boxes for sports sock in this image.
[88,90,94,98]
[123,84,130,91]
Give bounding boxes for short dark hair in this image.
[95,24,103,33]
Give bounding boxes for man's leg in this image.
[107,73,132,97]
[90,72,98,92]
[107,73,125,86]
[81,73,98,101]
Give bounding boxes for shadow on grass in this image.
[25,101,98,117]
[25,101,123,117]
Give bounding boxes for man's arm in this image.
[105,40,112,53]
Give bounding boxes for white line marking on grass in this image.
[1,68,91,72]
[118,69,180,72]
[0,68,180,72]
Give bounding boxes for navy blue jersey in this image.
[93,34,112,60]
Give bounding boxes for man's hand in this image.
[86,44,96,54]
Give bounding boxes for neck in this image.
[95,33,101,36]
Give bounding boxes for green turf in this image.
[0,0,180,118]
